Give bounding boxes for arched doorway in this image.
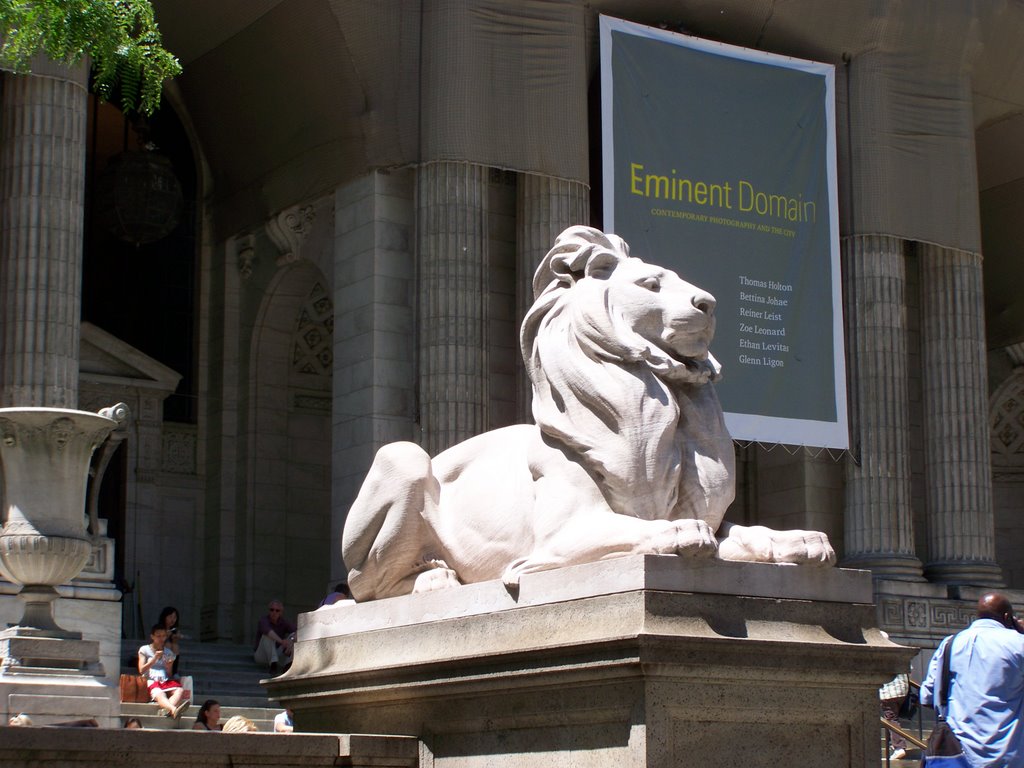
[247,262,333,621]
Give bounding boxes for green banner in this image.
[601,16,847,448]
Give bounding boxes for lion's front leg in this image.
[502,512,718,588]
[716,522,835,566]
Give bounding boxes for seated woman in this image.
[192,699,222,731]
[138,623,190,719]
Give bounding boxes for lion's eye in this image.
[639,276,661,292]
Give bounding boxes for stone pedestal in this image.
[267,556,913,768]
[0,630,117,727]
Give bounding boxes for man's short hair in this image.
[150,623,166,635]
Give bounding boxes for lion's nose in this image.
[692,291,716,316]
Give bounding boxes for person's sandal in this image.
[172,700,190,720]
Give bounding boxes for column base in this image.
[839,553,925,581]
[924,559,1004,587]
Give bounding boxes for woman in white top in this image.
[138,623,189,719]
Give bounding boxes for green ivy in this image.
[0,0,181,115]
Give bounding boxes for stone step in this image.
[119,701,281,732]
[121,638,259,664]
[119,638,279,709]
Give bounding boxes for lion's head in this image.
[521,226,735,524]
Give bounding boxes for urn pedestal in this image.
[0,406,125,726]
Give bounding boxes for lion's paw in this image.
[772,529,835,566]
[411,560,462,592]
[672,518,718,558]
[717,525,835,566]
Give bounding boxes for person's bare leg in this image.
[152,689,175,716]
[169,686,191,718]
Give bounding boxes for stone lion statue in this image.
[342,226,835,601]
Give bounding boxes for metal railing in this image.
[881,679,928,765]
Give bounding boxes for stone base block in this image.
[267,555,915,768]
[0,673,118,727]
[0,586,122,679]
[0,629,118,726]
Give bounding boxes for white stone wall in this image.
[332,170,417,579]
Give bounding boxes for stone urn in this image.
[0,404,127,637]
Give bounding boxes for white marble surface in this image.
[301,555,871,641]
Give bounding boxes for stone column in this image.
[417,161,488,455]
[841,235,923,580]
[0,62,89,408]
[515,175,589,424]
[919,244,1001,585]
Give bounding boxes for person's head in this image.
[978,592,1016,628]
[158,606,179,630]
[196,699,221,726]
[267,600,284,618]
[123,717,142,729]
[149,623,168,648]
[222,715,258,733]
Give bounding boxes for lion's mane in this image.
[520,226,731,523]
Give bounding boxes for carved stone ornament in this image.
[266,204,315,265]
[237,241,256,280]
[342,227,836,602]
[0,405,125,635]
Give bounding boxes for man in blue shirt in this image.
[921,592,1024,767]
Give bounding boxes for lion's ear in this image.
[583,249,620,280]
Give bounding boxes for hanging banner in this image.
[600,16,847,448]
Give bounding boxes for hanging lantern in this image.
[95,149,183,246]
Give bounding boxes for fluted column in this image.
[841,235,923,579]
[515,174,589,424]
[417,162,488,455]
[0,63,89,408]
[919,244,1001,585]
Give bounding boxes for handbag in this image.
[119,673,149,703]
[179,674,194,701]
[925,633,967,761]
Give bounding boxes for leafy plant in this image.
[0,0,181,115]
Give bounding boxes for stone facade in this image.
[0,2,1023,674]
